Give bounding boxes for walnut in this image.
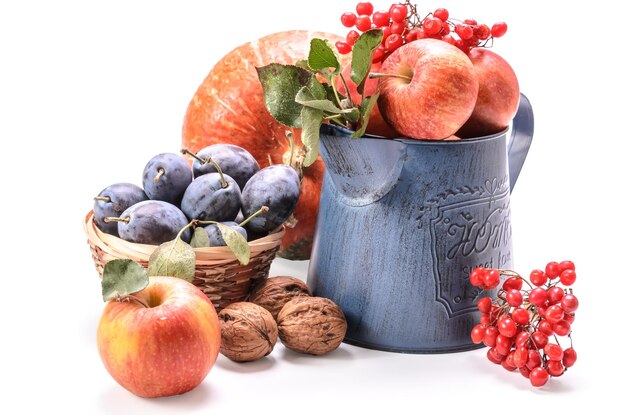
[277,296,347,356]
[218,302,278,362]
[249,276,311,321]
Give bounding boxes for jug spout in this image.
[319,125,407,206]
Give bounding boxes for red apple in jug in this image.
[455,48,520,138]
[377,39,479,140]
[182,31,347,260]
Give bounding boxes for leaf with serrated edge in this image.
[256,64,313,128]
[301,106,324,167]
[350,29,383,95]
[308,38,340,74]
[148,238,196,282]
[190,227,210,248]
[351,91,380,138]
[217,223,250,265]
[101,259,149,302]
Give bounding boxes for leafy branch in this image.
[256,29,383,167]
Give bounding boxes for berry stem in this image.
[94,196,111,202]
[103,217,130,224]
[499,269,533,289]
[153,168,165,183]
[369,72,413,82]
[238,206,269,227]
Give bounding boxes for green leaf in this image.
[307,76,327,100]
[190,227,210,248]
[101,259,149,302]
[147,238,196,282]
[350,29,383,95]
[216,223,250,265]
[295,87,343,114]
[351,91,380,138]
[308,38,340,75]
[301,106,324,167]
[256,64,313,128]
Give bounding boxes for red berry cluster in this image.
[470,260,578,387]
[337,1,507,62]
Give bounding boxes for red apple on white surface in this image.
[335,61,400,138]
[97,276,221,398]
[455,48,520,138]
[377,38,479,140]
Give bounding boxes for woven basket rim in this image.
[84,210,285,263]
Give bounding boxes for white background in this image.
[1,0,623,413]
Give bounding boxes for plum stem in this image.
[103,217,130,224]
[94,196,111,202]
[369,72,412,82]
[176,221,197,241]
[180,148,206,164]
[153,168,165,183]
[180,148,228,188]
[285,131,294,167]
[238,206,269,227]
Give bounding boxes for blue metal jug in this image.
[307,94,534,353]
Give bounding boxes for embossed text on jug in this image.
[427,177,513,318]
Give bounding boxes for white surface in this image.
[1,0,623,413]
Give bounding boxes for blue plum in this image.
[142,153,192,205]
[204,221,247,247]
[115,200,191,244]
[241,164,300,233]
[94,183,148,236]
[181,172,241,222]
[190,144,259,190]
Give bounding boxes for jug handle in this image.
[507,93,534,191]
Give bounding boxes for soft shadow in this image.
[280,344,355,365]
[215,354,277,373]
[147,382,213,408]
[98,380,214,412]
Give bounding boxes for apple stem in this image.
[180,148,228,188]
[103,217,130,224]
[120,294,149,308]
[94,196,111,202]
[238,206,269,227]
[153,168,165,183]
[369,72,412,82]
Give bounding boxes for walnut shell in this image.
[218,302,278,362]
[277,296,347,356]
[249,276,311,321]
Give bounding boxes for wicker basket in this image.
[84,210,284,311]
